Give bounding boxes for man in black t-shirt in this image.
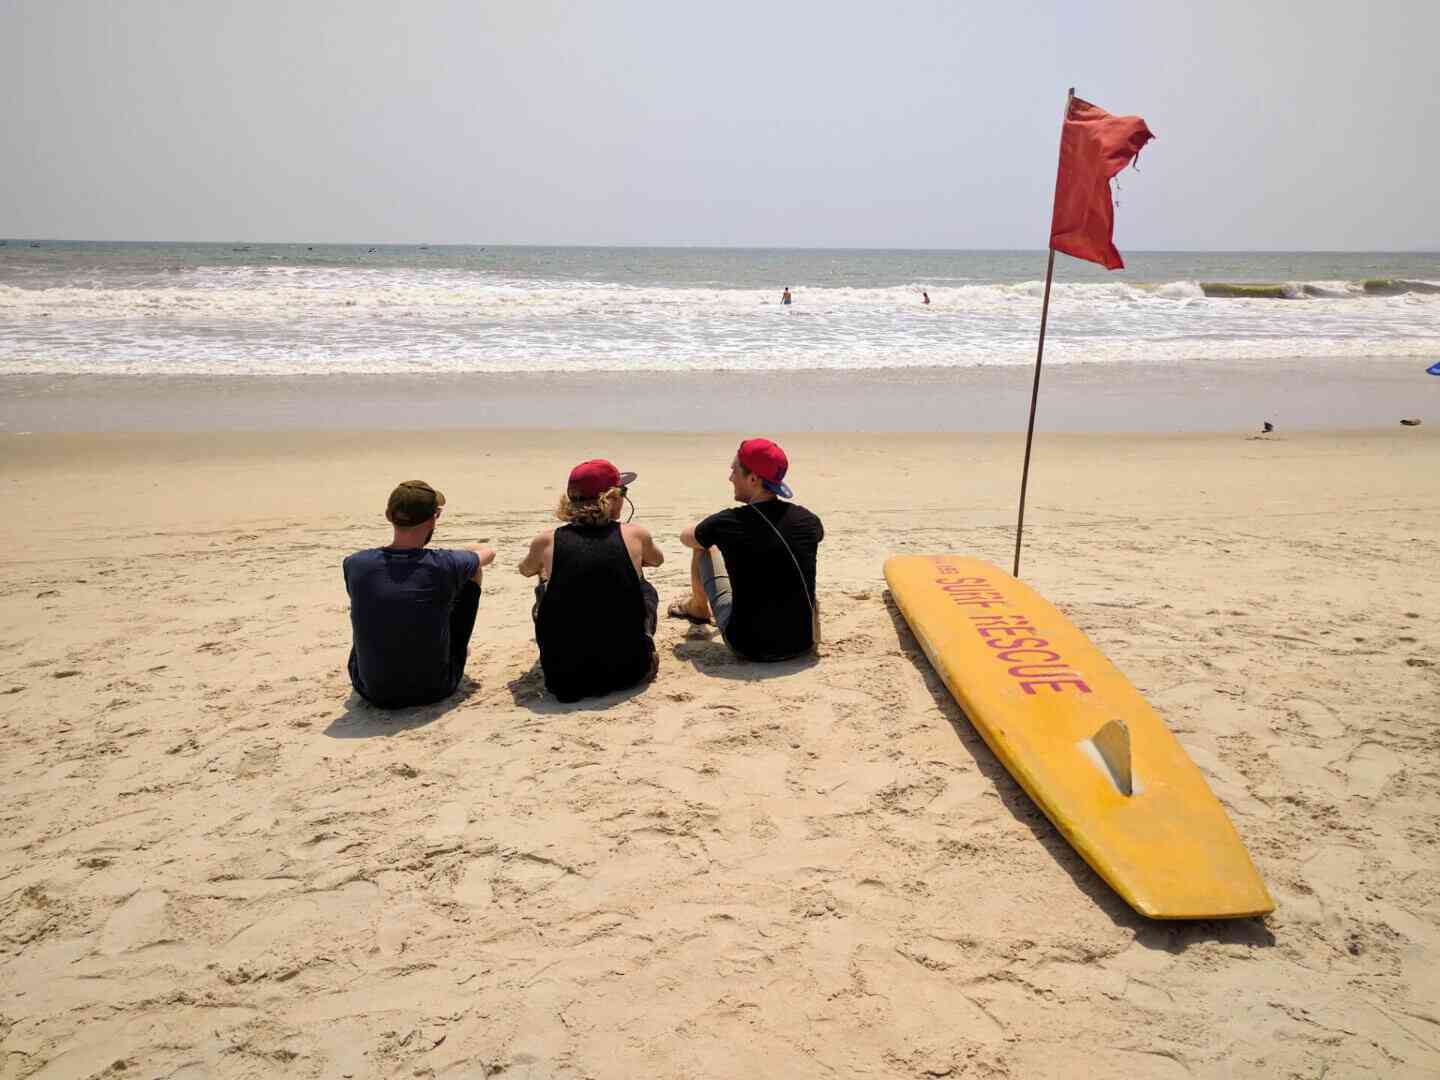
[669,438,824,661]
[343,480,496,708]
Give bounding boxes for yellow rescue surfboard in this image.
[885,555,1273,920]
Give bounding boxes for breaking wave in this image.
[1198,278,1440,299]
[1,267,1436,375]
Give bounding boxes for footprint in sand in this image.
[1336,741,1403,798]
[426,802,468,843]
[454,857,497,907]
[856,947,1005,1048]
[99,889,173,956]
[234,741,280,778]
[490,852,574,904]
[1291,697,1345,740]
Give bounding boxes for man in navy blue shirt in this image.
[343,480,495,708]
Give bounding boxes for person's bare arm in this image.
[630,524,664,568]
[469,545,497,583]
[680,522,702,551]
[517,533,549,578]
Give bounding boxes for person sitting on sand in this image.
[669,438,824,661]
[343,481,495,709]
[520,459,664,702]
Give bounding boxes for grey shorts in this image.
[698,548,734,634]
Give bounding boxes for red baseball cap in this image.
[567,459,638,499]
[737,438,793,498]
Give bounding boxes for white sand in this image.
[1,427,1438,1078]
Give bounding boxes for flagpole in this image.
[1012,87,1074,579]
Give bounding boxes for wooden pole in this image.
[1012,87,1075,579]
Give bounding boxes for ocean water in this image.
[1,242,1436,375]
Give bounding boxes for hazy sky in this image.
[4,0,1436,249]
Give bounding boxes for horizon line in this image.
[2,237,1436,256]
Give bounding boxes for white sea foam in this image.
[1,267,1436,375]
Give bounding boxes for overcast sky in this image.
[3,0,1436,249]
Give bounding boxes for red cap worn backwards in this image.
[737,437,793,498]
[567,459,638,499]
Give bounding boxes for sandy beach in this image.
[2,425,1439,1078]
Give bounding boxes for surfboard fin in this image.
[1086,719,1133,797]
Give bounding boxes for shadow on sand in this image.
[669,624,819,681]
[882,590,1275,952]
[323,677,480,739]
[505,659,653,714]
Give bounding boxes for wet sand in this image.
[0,355,1430,434]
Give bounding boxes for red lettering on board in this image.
[970,615,1032,627]
[959,609,1092,696]
[977,625,1037,639]
[996,649,1063,663]
[986,636,1048,649]
[1018,679,1093,695]
[1007,663,1081,678]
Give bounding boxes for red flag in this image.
[1049,97,1154,270]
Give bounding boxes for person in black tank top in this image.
[519,459,665,703]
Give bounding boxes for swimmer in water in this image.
[781,287,792,306]
[922,291,930,305]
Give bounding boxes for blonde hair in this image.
[556,486,622,527]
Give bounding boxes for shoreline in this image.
[0,356,1431,433]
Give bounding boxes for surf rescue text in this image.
[929,562,1092,696]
